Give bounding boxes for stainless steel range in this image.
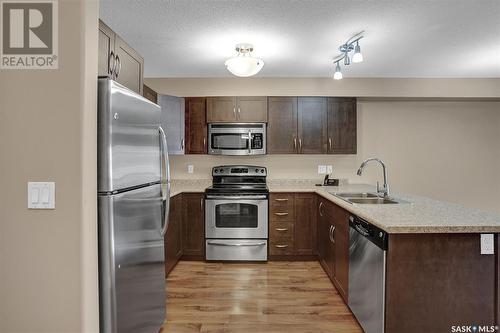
[205,165,269,261]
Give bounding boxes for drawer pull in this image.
[274,212,289,216]
[275,228,288,231]
[275,244,288,248]
[274,198,289,202]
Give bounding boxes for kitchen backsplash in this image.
[169,154,363,181]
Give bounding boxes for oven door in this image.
[205,195,268,239]
[208,124,266,155]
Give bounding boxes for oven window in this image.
[215,203,258,228]
[212,133,248,150]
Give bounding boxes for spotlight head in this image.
[352,41,363,63]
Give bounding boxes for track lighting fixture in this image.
[333,61,342,80]
[332,31,364,80]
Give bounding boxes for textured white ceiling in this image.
[100,0,500,78]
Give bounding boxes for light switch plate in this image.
[187,164,194,174]
[480,234,494,255]
[28,182,55,209]
[318,165,327,174]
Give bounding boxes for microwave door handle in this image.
[248,130,252,154]
[159,126,170,237]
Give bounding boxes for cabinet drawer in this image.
[269,236,294,255]
[270,222,294,239]
[270,193,295,219]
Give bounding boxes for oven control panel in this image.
[212,165,267,176]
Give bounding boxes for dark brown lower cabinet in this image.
[165,194,182,277]
[269,193,317,259]
[317,196,349,303]
[182,193,205,259]
[385,234,497,333]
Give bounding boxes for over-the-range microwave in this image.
[208,123,266,156]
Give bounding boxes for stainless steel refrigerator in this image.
[97,78,170,333]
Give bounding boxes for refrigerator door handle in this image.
[159,126,171,237]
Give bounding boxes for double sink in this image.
[332,192,409,205]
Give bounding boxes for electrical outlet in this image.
[317,165,327,174]
[187,164,194,174]
[326,165,333,174]
[480,234,494,254]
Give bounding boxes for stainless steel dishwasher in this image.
[348,215,388,333]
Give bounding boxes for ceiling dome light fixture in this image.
[225,43,264,77]
[332,31,365,80]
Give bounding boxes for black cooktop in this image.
[205,165,268,195]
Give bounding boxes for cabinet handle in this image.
[233,107,236,118]
[299,138,302,153]
[275,244,288,248]
[274,212,289,216]
[319,201,324,216]
[114,55,121,77]
[328,225,333,242]
[181,139,185,150]
[294,137,297,151]
[274,198,288,202]
[329,138,332,151]
[238,107,241,118]
[329,225,336,244]
[203,137,206,148]
[200,197,203,210]
[275,228,288,231]
[108,51,115,76]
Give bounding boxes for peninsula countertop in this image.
[170,179,500,234]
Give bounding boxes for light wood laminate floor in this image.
[161,261,362,333]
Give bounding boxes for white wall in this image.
[169,100,500,214]
[0,1,99,332]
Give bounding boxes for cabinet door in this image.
[328,98,357,154]
[159,95,185,155]
[294,193,317,255]
[297,97,328,154]
[114,34,144,95]
[98,20,115,78]
[318,200,333,277]
[143,84,158,104]
[182,193,205,257]
[267,97,298,154]
[332,206,350,300]
[206,97,237,123]
[165,194,182,277]
[185,97,207,154]
[236,96,268,122]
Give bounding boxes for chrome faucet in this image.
[357,158,390,198]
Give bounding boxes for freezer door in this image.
[99,184,166,333]
[98,78,162,192]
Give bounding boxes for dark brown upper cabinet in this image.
[143,84,158,104]
[184,97,207,154]
[327,98,357,154]
[267,97,298,154]
[206,96,267,123]
[297,97,328,154]
[98,20,144,95]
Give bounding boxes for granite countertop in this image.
[170,179,500,234]
[271,181,500,234]
[170,179,211,197]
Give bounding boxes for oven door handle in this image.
[207,241,267,247]
[205,195,267,200]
